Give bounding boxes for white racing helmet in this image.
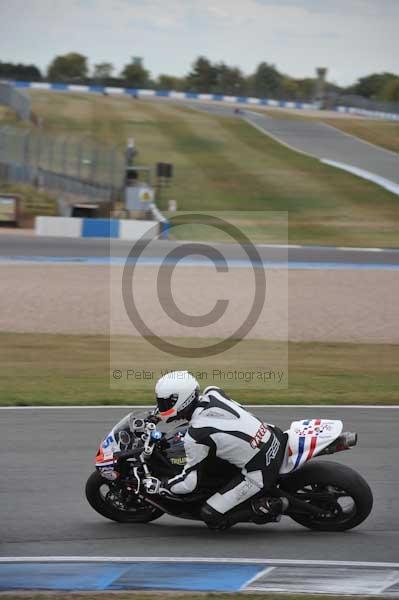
[155,371,200,423]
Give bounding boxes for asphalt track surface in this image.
[244,112,399,184]
[1,407,398,561]
[183,100,399,185]
[1,233,399,265]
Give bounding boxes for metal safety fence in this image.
[0,81,31,121]
[332,93,399,115]
[0,126,125,202]
[0,161,114,202]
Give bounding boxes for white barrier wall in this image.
[10,80,319,112]
[119,219,159,240]
[36,216,82,238]
[35,216,164,240]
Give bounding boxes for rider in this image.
[143,370,287,529]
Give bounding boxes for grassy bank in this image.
[321,118,399,153]
[0,332,397,406]
[2,91,397,246]
[0,182,57,227]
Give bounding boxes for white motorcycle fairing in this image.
[279,418,343,475]
[95,414,137,478]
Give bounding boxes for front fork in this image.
[131,421,158,495]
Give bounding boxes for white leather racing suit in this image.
[164,386,285,516]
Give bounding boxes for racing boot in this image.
[251,496,289,523]
[200,504,233,531]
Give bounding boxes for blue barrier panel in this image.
[7,81,325,114]
[51,83,68,90]
[82,219,120,238]
[89,85,105,93]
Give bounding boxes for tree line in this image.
[1,54,398,102]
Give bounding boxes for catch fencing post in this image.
[48,135,55,172]
[90,145,98,183]
[109,147,116,188]
[0,128,5,162]
[36,132,42,168]
[77,139,83,180]
[61,137,68,175]
[23,131,30,166]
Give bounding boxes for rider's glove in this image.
[142,477,175,497]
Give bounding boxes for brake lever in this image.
[132,466,142,494]
[130,422,163,491]
[138,422,158,478]
[114,447,142,461]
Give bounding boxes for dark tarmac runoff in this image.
[1,406,397,561]
[1,233,399,266]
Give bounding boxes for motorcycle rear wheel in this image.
[280,460,373,531]
[85,470,164,523]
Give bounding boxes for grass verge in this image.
[0,181,57,227]
[1,332,397,406]
[2,91,397,247]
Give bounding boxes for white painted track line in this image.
[321,159,399,196]
[243,115,316,159]
[240,566,276,590]
[321,121,399,158]
[243,113,399,197]
[336,247,384,252]
[1,557,399,567]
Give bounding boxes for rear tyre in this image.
[280,460,373,531]
[85,471,164,523]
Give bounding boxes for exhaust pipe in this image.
[320,432,357,455]
[344,432,358,447]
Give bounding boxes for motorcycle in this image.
[86,409,373,531]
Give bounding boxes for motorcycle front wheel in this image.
[280,460,373,531]
[85,470,164,523]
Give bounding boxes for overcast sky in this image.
[0,0,397,86]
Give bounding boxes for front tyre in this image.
[281,460,373,531]
[85,471,164,523]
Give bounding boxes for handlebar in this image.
[114,447,143,461]
[115,421,160,467]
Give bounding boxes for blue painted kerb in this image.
[0,561,263,592]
